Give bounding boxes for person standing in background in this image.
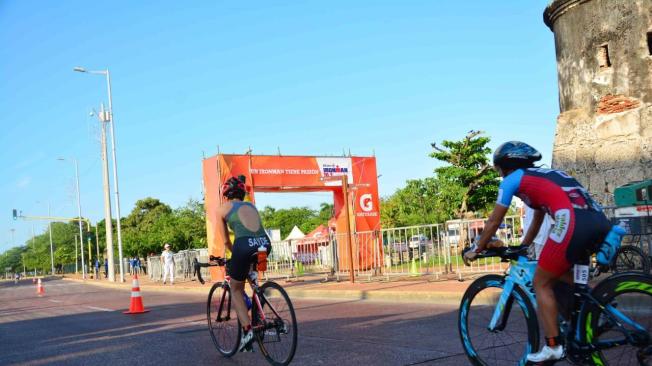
[94,259,100,280]
[161,244,175,285]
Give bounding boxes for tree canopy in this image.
[380,131,500,227]
[260,203,333,238]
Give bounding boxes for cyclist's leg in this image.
[536,209,576,338]
[230,237,258,351]
[230,279,250,327]
[529,209,576,362]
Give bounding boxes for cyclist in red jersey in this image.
[463,141,612,363]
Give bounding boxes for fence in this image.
[324,215,523,281]
[39,216,526,282]
[147,249,210,283]
[48,209,652,283]
[233,215,523,282]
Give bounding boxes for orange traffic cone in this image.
[37,278,45,296]
[124,273,149,314]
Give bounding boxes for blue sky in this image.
[0,0,557,251]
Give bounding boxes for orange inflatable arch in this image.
[202,154,381,281]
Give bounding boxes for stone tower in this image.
[544,0,652,205]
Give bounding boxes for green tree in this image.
[430,130,499,218]
[260,205,329,238]
[0,246,26,273]
[122,197,173,256]
[318,203,334,223]
[174,199,206,250]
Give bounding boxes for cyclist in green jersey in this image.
[215,175,272,352]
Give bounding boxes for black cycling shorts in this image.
[227,236,272,281]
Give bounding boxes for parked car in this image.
[408,234,428,249]
[445,220,461,245]
[387,241,408,252]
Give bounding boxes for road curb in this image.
[283,288,464,305]
[62,277,465,304]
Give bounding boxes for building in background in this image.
[544,0,652,205]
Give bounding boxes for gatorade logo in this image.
[550,209,570,243]
[360,194,373,212]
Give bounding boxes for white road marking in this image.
[85,306,113,312]
[48,299,62,303]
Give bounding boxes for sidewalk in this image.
[62,272,474,305]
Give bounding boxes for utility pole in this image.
[95,225,100,262]
[74,234,78,274]
[48,203,55,275]
[31,224,36,277]
[73,159,86,279]
[99,103,116,282]
[74,67,125,282]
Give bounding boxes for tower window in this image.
[647,32,652,55]
[598,44,611,69]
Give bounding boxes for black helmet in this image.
[493,141,542,170]
[222,175,247,200]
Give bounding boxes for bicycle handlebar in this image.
[463,245,530,263]
[193,256,228,285]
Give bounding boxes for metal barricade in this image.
[265,237,336,280]
[147,249,209,283]
[332,215,523,281]
[138,215,526,283]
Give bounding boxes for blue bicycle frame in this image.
[488,256,537,331]
[488,256,648,353]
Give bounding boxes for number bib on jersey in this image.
[573,264,589,285]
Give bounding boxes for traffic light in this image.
[12,209,17,220]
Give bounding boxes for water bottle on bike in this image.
[596,223,627,265]
[257,245,268,272]
[243,293,252,310]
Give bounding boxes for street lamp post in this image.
[58,157,86,279]
[74,66,125,282]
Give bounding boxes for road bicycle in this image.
[196,255,298,366]
[458,245,652,365]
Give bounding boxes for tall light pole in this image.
[58,157,86,279]
[74,66,125,282]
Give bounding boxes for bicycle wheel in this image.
[581,272,652,366]
[458,274,539,366]
[253,281,297,366]
[613,245,651,274]
[207,282,240,357]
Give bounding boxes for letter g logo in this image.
[360,194,373,212]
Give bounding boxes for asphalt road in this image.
[0,278,527,366]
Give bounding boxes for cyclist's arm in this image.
[521,208,544,245]
[215,206,233,252]
[476,170,521,252]
[476,205,509,252]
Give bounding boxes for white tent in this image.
[284,226,305,241]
